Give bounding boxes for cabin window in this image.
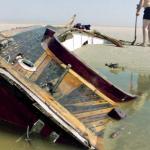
[18,59,37,72]
[22,59,34,68]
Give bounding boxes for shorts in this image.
[143,7,150,20]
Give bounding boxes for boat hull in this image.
[0,73,84,148]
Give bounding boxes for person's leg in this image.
[142,19,149,46]
[148,20,150,44]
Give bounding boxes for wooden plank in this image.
[34,52,47,67]
[74,108,113,119]
[26,52,47,78]
[92,125,105,133]
[81,113,108,124]
[65,100,108,107]
[86,118,110,128]
[60,64,118,106]
[29,56,50,81]
[58,72,82,95]
[13,63,31,76]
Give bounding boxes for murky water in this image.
[1,65,149,150]
[76,49,150,150]
[101,68,150,150]
[1,28,150,150]
[0,124,81,150]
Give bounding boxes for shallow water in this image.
[0,124,82,150]
[1,66,150,150]
[101,68,150,150]
[1,27,150,150]
[77,50,150,150]
[76,46,150,149]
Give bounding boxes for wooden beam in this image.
[29,56,50,81]
[65,100,108,107]
[25,52,50,80]
[34,52,47,67]
[93,125,105,133]
[58,72,82,95]
[61,64,118,106]
[86,118,110,128]
[74,108,113,119]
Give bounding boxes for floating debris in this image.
[108,108,127,120]
[110,126,126,139]
[105,63,119,69]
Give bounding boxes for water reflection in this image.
[0,124,81,150]
[98,68,138,95]
[98,67,150,150]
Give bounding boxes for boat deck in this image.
[0,27,116,150]
[57,86,112,136]
[33,54,114,139]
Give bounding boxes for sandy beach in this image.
[0,23,45,38]
[0,23,46,32]
[93,26,143,42]
[0,24,37,32]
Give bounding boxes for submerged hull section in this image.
[0,75,37,129]
[0,72,85,148]
[44,28,136,102]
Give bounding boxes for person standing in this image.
[136,0,150,46]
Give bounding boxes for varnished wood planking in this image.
[64,100,109,107]
[92,125,105,133]
[29,56,50,81]
[58,72,82,95]
[86,118,110,128]
[81,113,108,124]
[74,108,113,119]
[13,63,32,76]
[34,52,47,67]
[25,52,50,80]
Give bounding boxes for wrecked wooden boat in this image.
[0,25,136,150]
[42,27,136,102]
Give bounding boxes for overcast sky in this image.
[0,0,143,26]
